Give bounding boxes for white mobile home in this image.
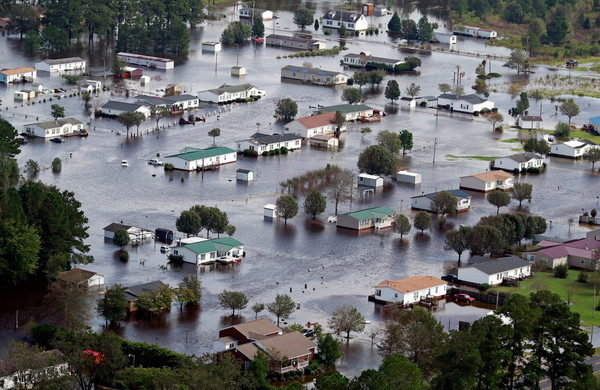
[171,237,244,265]
[411,189,471,213]
[266,34,326,51]
[342,52,405,69]
[373,276,447,304]
[284,112,345,139]
[197,84,265,104]
[396,171,422,184]
[322,10,369,32]
[437,93,494,114]
[433,32,457,44]
[336,206,396,230]
[357,173,383,188]
[239,7,273,20]
[35,57,86,73]
[493,153,544,172]
[117,52,174,69]
[457,256,531,286]
[550,140,598,158]
[459,171,514,192]
[314,104,374,121]
[281,65,348,85]
[100,100,151,117]
[236,169,254,181]
[24,118,84,138]
[236,133,302,154]
[309,134,338,149]
[163,146,237,171]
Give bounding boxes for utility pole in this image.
[202,151,205,179]
[214,53,218,74]
[432,137,437,164]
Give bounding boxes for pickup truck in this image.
[148,159,164,166]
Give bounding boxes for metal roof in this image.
[463,256,529,275]
[341,206,396,220]
[166,146,236,161]
[184,237,244,255]
[317,104,373,114]
[101,100,149,112]
[438,93,489,104]
[281,65,344,77]
[412,189,471,201]
[25,117,83,129]
[205,83,259,95]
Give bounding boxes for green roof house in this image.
[336,206,396,230]
[163,146,237,171]
[172,237,245,265]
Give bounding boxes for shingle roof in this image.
[281,65,345,77]
[460,171,513,182]
[317,104,373,114]
[294,112,336,129]
[25,117,83,130]
[375,276,446,293]
[166,146,236,161]
[183,237,243,255]
[206,83,258,95]
[56,268,102,284]
[267,34,320,44]
[412,189,471,201]
[438,93,488,104]
[248,132,301,145]
[527,238,600,259]
[228,318,282,339]
[465,256,529,275]
[101,100,149,112]
[103,222,132,232]
[125,281,168,300]
[520,115,543,122]
[258,331,317,360]
[343,53,403,66]
[236,343,259,359]
[1,67,35,75]
[341,206,396,220]
[42,57,85,65]
[500,152,543,163]
[324,10,364,23]
[164,94,198,102]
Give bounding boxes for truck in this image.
[148,158,164,166]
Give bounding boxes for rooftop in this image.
[375,276,446,293]
[243,132,302,145]
[464,256,529,275]
[498,152,544,164]
[41,57,85,65]
[294,112,336,129]
[316,104,373,114]
[343,52,404,66]
[267,34,321,44]
[205,83,259,95]
[412,189,471,201]
[225,318,282,339]
[438,93,489,104]
[1,67,35,75]
[324,10,364,23]
[258,331,317,360]
[461,170,514,182]
[103,222,132,232]
[25,117,83,130]
[341,206,396,220]
[124,280,168,300]
[101,100,149,112]
[183,236,244,255]
[166,146,236,161]
[56,268,102,284]
[281,65,345,77]
[527,238,600,259]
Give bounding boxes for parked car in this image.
[121,160,129,167]
[50,137,63,143]
[454,293,475,303]
[17,137,28,144]
[302,329,315,338]
[441,274,458,283]
[148,158,164,166]
[160,245,170,253]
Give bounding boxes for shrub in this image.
[324,30,331,35]
[269,150,275,155]
[262,151,269,156]
[280,147,288,154]
[520,168,527,173]
[478,283,491,291]
[554,264,568,279]
[274,148,280,155]
[164,163,174,170]
[473,111,479,116]
[578,271,589,283]
[513,168,519,174]
[167,254,183,263]
[527,167,540,173]
[120,252,129,261]
[592,209,598,217]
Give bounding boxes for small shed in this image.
[31,82,43,92]
[236,168,254,181]
[358,173,383,188]
[14,91,29,100]
[123,67,143,80]
[155,228,174,242]
[202,41,222,52]
[310,134,338,149]
[400,97,417,108]
[140,75,150,86]
[374,5,388,15]
[396,171,422,184]
[264,204,277,218]
[231,66,247,76]
[362,3,374,15]
[83,80,102,90]
[56,268,105,287]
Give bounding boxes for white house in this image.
[281,65,348,85]
[457,256,531,286]
[202,41,222,52]
[102,223,153,241]
[0,67,36,84]
[400,97,417,108]
[459,171,514,192]
[264,204,277,218]
[437,94,494,114]
[358,173,383,188]
[550,139,599,158]
[100,100,151,117]
[198,84,265,104]
[452,25,497,39]
[117,52,174,69]
[23,118,84,138]
[239,7,273,20]
[433,32,457,44]
[493,152,544,172]
[266,34,326,51]
[13,91,29,100]
[236,133,302,154]
[342,52,404,69]
[236,169,254,181]
[396,171,422,184]
[309,134,338,149]
[82,79,101,90]
[411,189,471,213]
[284,112,345,139]
[373,276,447,304]
[587,228,600,241]
[336,206,396,230]
[171,237,244,265]
[314,104,374,121]
[35,57,86,73]
[322,10,369,32]
[56,268,105,287]
[519,115,543,130]
[164,146,237,171]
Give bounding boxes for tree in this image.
[393,214,411,239]
[585,148,600,169]
[414,211,432,233]
[384,80,400,103]
[218,290,248,317]
[329,169,354,215]
[220,21,251,44]
[444,225,471,261]
[315,370,348,388]
[150,105,169,130]
[432,191,457,215]
[486,111,504,131]
[318,334,342,366]
[546,14,569,44]
[504,48,529,74]
[304,188,326,219]
[314,19,319,30]
[275,98,298,120]
[357,145,395,175]
[338,24,348,38]
[117,112,139,138]
[251,14,264,38]
[560,99,580,125]
[401,19,419,43]
[25,159,40,176]
[438,83,452,93]
[267,294,296,326]
[328,304,366,339]
[405,82,421,98]
[0,219,40,287]
[376,130,402,155]
[333,110,346,132]
[24,29,41,53]
[276,195,298,225]
[192,205,221,238]
[112,229,130,250]
[293,7,313,31]
[360,127,372,139]
[8,4,39,39]
[352,71,369,90]
[417,15,434,43]
[451,85,465,96]
[511,182,533,207]
[399,129,413,155]
[388,12,401,32]
[378,354,425,390]
[208,128,220,146]
[97,284,128,326]
[368,70,384,87]
[523,138,550,155]
[176,274,202,307]
[175,210,202,237]
[51,104,65,119]
[467,224,504,256]
[252,303,265,319]
[514,92,530,115]
[341,87,362,104]
[487,189,511,215]
[46,281,94,331]
[554,122,571,137]
[81,91,92,108]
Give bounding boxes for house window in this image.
[394,293,398,298]
[581,258,585,264]
[413,292,418,299]
[527,254,534,262]
[376,289,381,296]
[435,286,438,293]
[174,250,178,255]
[201,254,205,260]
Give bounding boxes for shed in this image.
[31,82,43,92]
[362,3,374,15]
[358,173,383,188]
[400,97,417,108]
[13,91,29,100]
[264,204,277,218]
[140,75,150,86]
[236,169,254,181]
[310,134,338,149]
[155,228,174,242]
[396,171,422,184]
[231,66,247,76]
[202,41,222,52]
[123,67,143,80]
[56,268,105,287]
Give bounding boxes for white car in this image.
[121,160,129,167]
[148,159,164,166]
[160,245,171,253]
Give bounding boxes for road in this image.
[538,355,600,389]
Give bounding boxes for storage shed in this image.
[202,41,222,52]
[140,75,150,86]
[358,173,383,188]
[396,171,422,184]
[264,204,277,218]
[236,169,254,181]
[14,91,29,100]
[155,228,174,242]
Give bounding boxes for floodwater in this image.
[1,0,600,379]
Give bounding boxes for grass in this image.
[446,154,496,161]
[501,138,520,143]
[497,270,600,326]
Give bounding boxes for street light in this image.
[102,57,105,79]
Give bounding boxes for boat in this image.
[121,160,129,167]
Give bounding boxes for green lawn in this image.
[445,154,497,161]
[501,138,520,143]
[497,271,600,325]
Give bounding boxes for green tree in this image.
[112,229,130,250]
[333,110,346,132]
[304,188,327,219]
[393,214,411,238]
[555,122,571,137]
[267,294,296,326]
[339,24,347,38]
[176,274,202,306]
[24,29,41,53]
[379,354,425,389]
[329,169,354,215]
[51,104,65,119]
[41,25,69,52]
[97,284,128,326]
[46,280,94,331]
[376,130,402,155]
[117,112,139,138]
[315,370,348,389]
[487,189,511,215]
[191,205,219,238]
[328,304,366,339]
[353,71,369,90]
[417,15,434,43]
[511,182,533,207]
[523,138,550,155]
[559,99,580,125]
[135,284,174,315]
[504,48,529,74]
[249,350,269,387]
[218,289,248,317]
[399,129,413,155]
[414,211,432,233]
[252,302,265,319]
[0,219,40,287]
[432,191,457,215]
[251,14,264,38]
[388,11,401,32]
[208,128,221,146]
[385,80,400,103]
[357,145,395,175]
[318,334,342,366]
[438,83,452,93]
[546,14,569,44]
[314,19,319,30]
[293,7,313,31]
[175,210,202,237]
[467,224,504,256]
[275,98,298,120]
[515,92,530,115]
[368,70,384,87]
[24,159,40,176]
[585,148,600,169]
[405,82,421,98]
[523,215,547,240]
[81,91,92,108]
[150,105,169,130]
[401,19,419,42]
[276,195,299,225]
[8,4,39,39]
[486,111,504,131]
[220,21,251,44]
[431,330,480,390]
[360,127,372,139]
[444,225,471,261]
[341,87,362,104]
[470,315,512,390]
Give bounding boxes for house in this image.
[236,133,302,154]
[82,79,102,91]
[336,206,396,230]
[236,169,254,181]
[171,237,244,266]
[284,112,346,139]
[264,204,277,218]
[214,318,282,353]
[0,350,69,390]
[437,93,494,114]
[309,134,338,149]
[123,281,169,311]
[35,57,86,73]
[314,104,374,121]
[117,52,174,69]
[493,153,544,173]
[122,67,143,79]
[457,256,531,286]
[433,32,457,44]
[358,173,383,188]
[13,91,29,100]
[0,67,36,84]
[452,25,497,39]
[23,118,84,138]
[519,115,543,130]
[163,146,237,171]
[56,268,105,287]
[342,52,405,69]
[102,223,153,242]
[280,65,348,85]
[322,10,369,32]
[411,189,471,213]
[373,276,447,305]
[30,82,43,92]
[418,96,438,108]
[202,41,222,52]
[197,84,265,104]
[587,228,600,241]
[239,7,273,20]
[396,171,422,184]
[587,116,600,134]
[459,171,514,192]
[137,94,200,114]
[100,100,151,117]
[523,238,600,270]
[550,139,599,158]
[373,5,388,16]
[265,34,326,51]
[400,96,417,108]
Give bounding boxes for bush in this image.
[164,163,174,170]
[527,167,540,173]
[554,264,568,279]
[324,30,331,35]
[592,209,598,217]
[269,150,275,155]
[578,271,589,283]
[31,323,61,349]
[262,151,269,156]
[513,169,519,174]
[478,283,491,291]
[167,254,183,264]
[120,252,129,261]
[280,147,288,154]
[473,111,480,116]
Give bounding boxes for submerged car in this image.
[454,294,475,303]
[121,160,129,167]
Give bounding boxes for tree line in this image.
[175,204,236,238]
